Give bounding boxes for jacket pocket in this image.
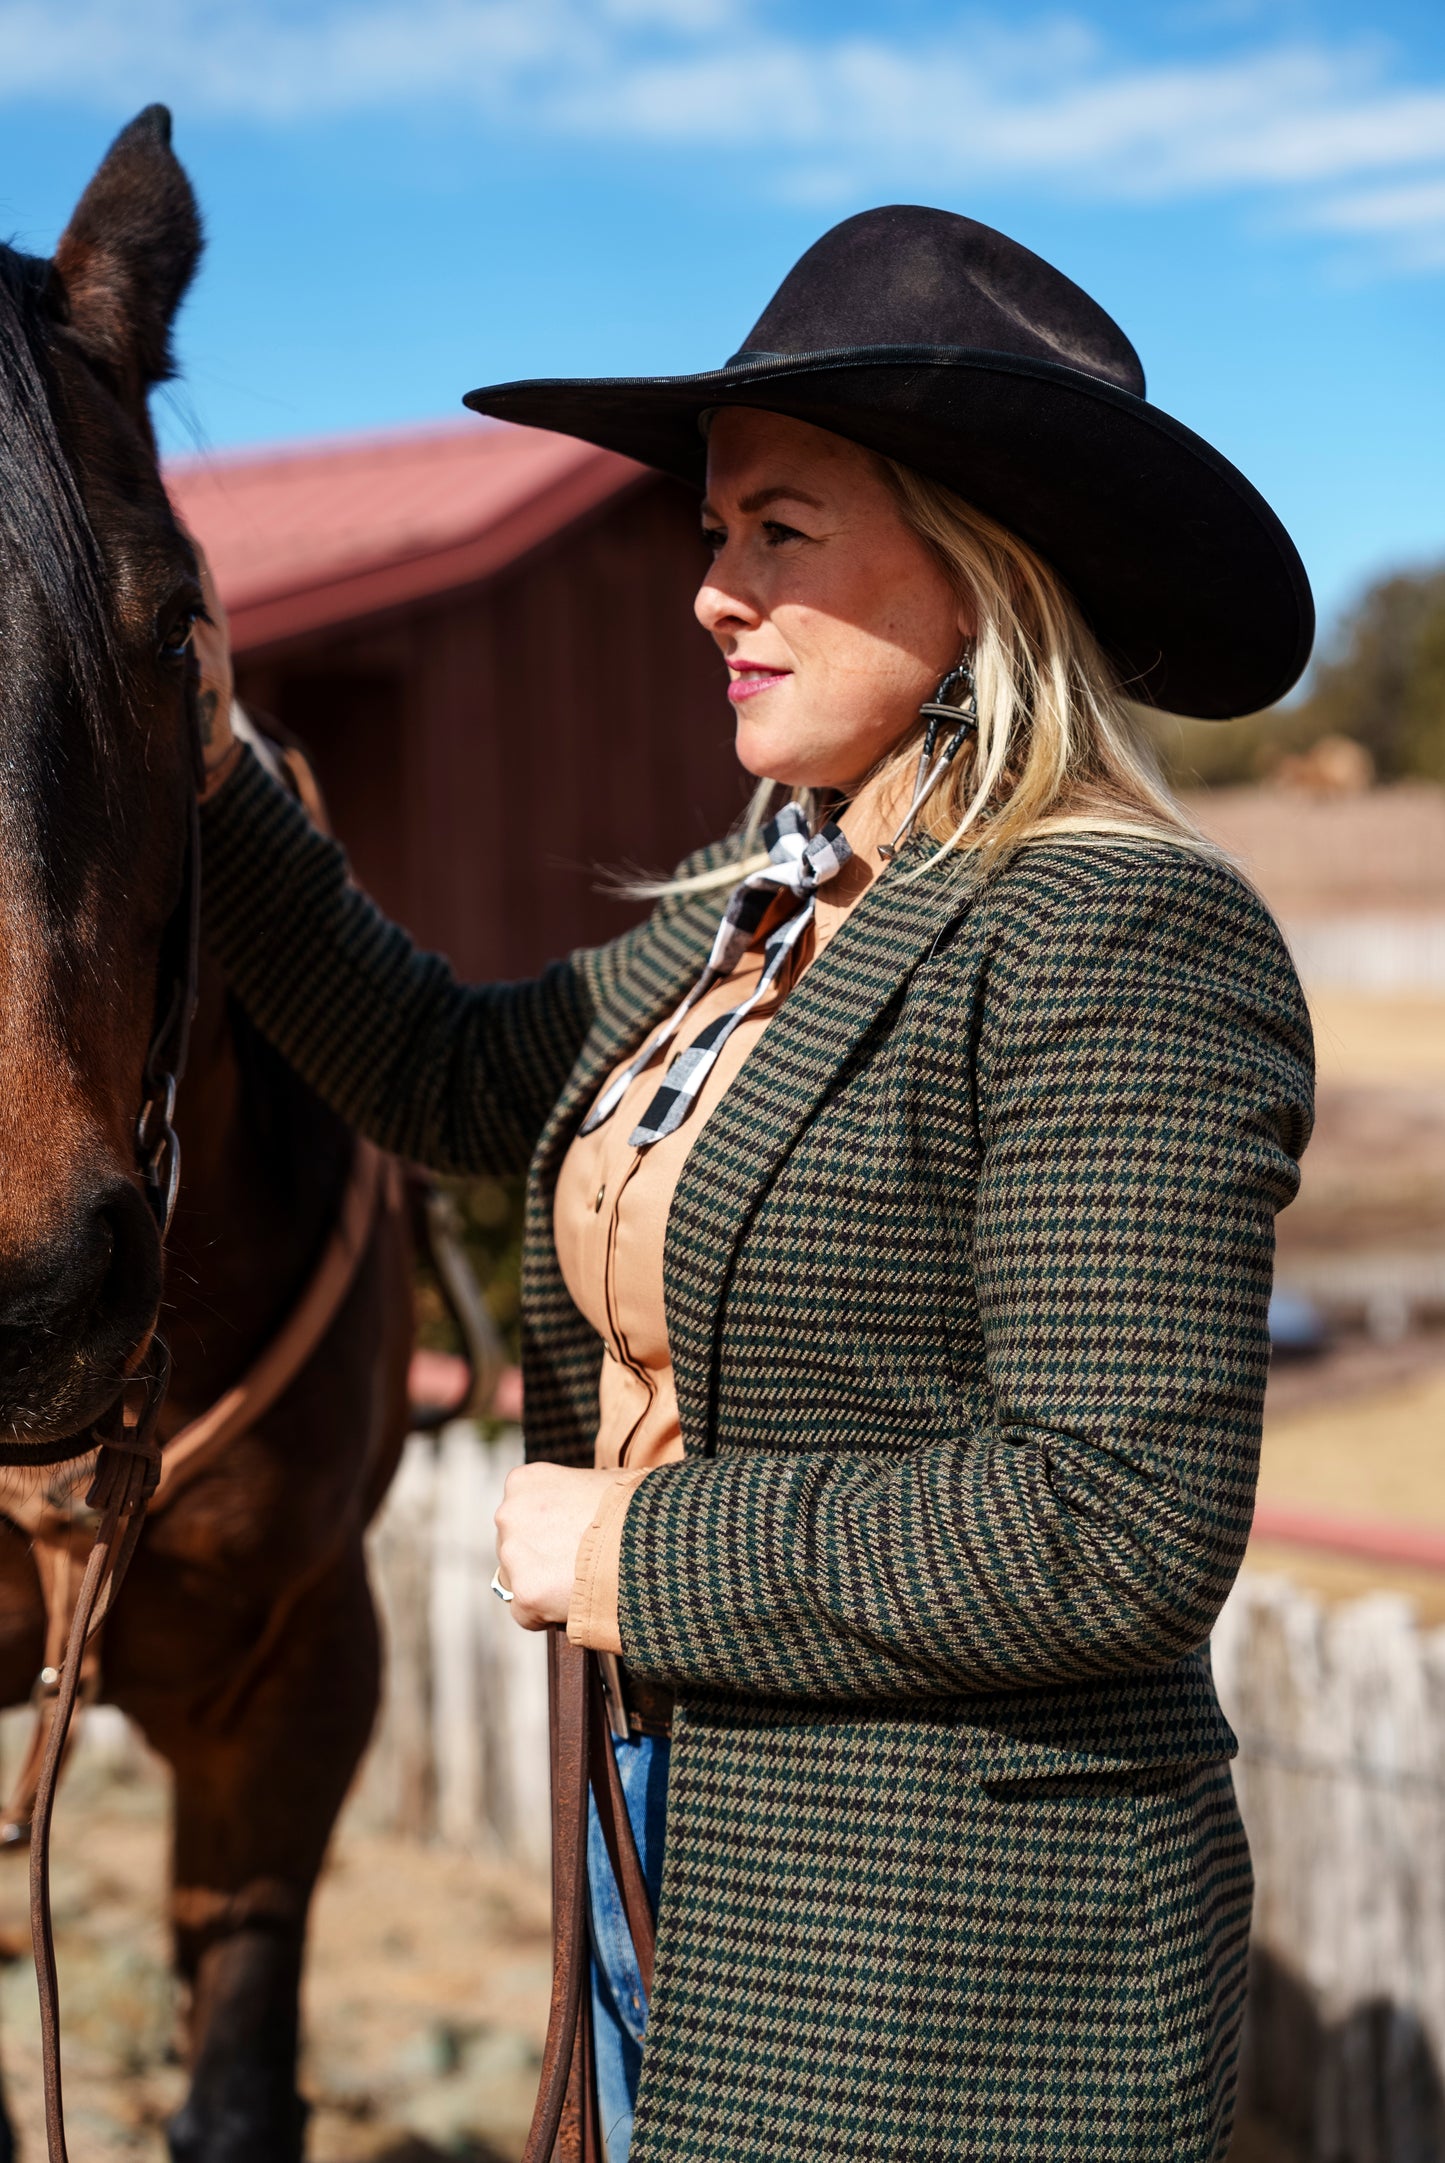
[961,1648,1238,1784]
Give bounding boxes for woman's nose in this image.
[694,563,761,638]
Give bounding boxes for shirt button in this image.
[594,1184,606,1212]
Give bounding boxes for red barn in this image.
[168,421,748,979]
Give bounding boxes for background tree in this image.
[1148,559,1445,787]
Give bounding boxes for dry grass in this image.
[1258,1362,1445,1525]
[0,1740,550,2160]
[1248,1356,1445,1623]
[1308,990,1445,1087]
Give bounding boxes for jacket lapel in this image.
[665,839,981,1454]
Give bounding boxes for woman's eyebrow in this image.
[700,483,828,520]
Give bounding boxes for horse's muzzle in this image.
[0,1177,162,1460]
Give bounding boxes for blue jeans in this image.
[587,1731,670,2163]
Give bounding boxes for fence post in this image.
[361,1424,549,1868]
[1214,1574,1445,2160]
[360,1437,438,1837]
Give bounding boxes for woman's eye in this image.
[700,519,809,553]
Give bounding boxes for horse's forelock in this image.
[0,245,123,766]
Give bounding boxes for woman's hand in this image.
[189,538,236,775]
[494,1463,620,1630]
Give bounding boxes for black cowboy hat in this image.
[465,205,1312,720]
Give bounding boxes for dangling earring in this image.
[877,658,979,861]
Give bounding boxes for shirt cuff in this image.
[567,1468,654,1655]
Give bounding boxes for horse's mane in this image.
[0,245,120,749]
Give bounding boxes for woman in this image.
[194,206,1314,2162]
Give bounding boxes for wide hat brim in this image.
[465,346,1313,721]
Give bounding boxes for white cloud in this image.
[1306,178,1445,235]
[540,27,1445,226]
[601,0,740,28]
[1295,176,1445,276]
[1,0,1443,271]
[0,0,604,120]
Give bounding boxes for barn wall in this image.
[237,475,747,982]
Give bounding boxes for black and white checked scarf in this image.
[581,803,853,1152]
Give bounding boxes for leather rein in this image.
[25,759,203,2163]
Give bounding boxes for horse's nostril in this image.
[0,1179,162,1442]
[87,1180,163,1344]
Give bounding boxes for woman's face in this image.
[696,408,970,796]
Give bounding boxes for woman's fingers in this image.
[492,1516,549,1630]
[494,1461,618,1630]
[495,1463,573,1630]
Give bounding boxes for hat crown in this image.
[735,206,1145,400]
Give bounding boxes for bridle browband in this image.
[27,724,203,2163]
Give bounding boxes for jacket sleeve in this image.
[616,846,1315,1703]
[199,745,618,1176]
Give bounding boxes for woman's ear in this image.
[50,105,202,425]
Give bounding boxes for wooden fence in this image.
[1282,912,1445,995]
[1214,1576,1445,2160]
[359,1430,1445,2159]
[354,1424,551,1872]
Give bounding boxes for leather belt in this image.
[598,1650,674,1740]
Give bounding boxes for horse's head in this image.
[0,107,203,1463]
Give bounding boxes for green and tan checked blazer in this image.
[201,748,1314,2162]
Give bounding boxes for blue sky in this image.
[1,0,1442,643]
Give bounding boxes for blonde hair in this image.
[646,452,1219,900]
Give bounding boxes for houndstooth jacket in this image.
[201,747,1314,2161]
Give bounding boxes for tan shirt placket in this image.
[555,837,873,1654]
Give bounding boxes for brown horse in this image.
[0,109,414,2159]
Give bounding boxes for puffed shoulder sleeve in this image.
[614,843,1315,1703]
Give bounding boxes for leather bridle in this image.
[13,726,476,2159]
[27,750,202,2163]
[134,778,202,1243]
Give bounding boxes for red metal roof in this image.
[165,420,647,655]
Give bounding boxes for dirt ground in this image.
[1276,991,1445,1264]
[0,1739,551,2160]
[1249,1339,1445,1621]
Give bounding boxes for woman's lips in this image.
[727,667,789,704]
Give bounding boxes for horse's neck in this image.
[159,953,354,1434]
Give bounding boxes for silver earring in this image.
[878,659,979,861]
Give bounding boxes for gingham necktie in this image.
[581,803,853,1152]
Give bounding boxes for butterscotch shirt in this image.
[557,808,886,1654]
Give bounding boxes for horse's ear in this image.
[51,105,202,410]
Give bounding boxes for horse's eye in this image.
[159,612,198,660]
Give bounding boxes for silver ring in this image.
[490,1566,514,1605]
